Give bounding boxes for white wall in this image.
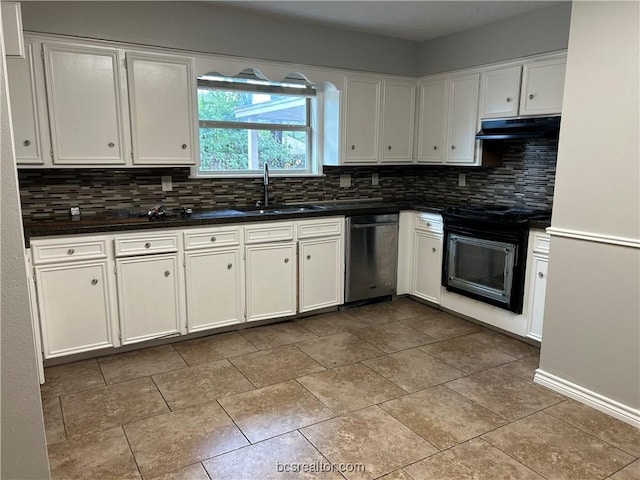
[538,1,640,420]
[0,13,51,480]
[20,1,419,76]
[418,3,571,75]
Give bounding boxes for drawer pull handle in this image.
[227,263,232,270]
[306,254,311,260]
[538,272,545,278]
[91,279,98,285]
[529,94,535,100]
[284,258,289,263]
[433,145,437,150]
[23,139,31,147]
[164,270,171,277]
[451,145,455,150]
[67,248,75,255]
[351,145,355,150]
[426,222,431,227]
[387,145,392,150]
[210,236,216,242]
[181,144,188,150]
[506,97,512,103]
[108,142,115,148]
[145,242,151,249]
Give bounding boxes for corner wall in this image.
[0,15,51,480]
[537,1,640,422]
[418,3,572,75]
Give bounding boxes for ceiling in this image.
[213,1,563,42]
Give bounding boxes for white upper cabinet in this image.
[520,57,566,116]
[7,41,46,165]
[381,79,416,163]
[43,43,127,165]
[344,76,380,163]
[480,65,522,118]
[417,73,479,165]
[416,78,447,163]
[447,73,480,164]
[126,53,196,165]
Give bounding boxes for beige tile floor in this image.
[41,298,640,480]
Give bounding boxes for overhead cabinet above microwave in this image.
[480,56,567,119]
[8,36,197,167]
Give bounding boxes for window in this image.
[195,73,316,176]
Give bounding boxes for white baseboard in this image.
[534,369,640,428]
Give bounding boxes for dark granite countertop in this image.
[22,201,550,246]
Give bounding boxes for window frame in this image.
[193,77,319,178]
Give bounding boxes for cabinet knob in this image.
[108,142,115,148]
[432,247,436,252]
[181,144,188,150]
[351,145,355,150]
[426,222,431,227]
[91,278,98,285]
[284,258,289,263]
[433,145,438,150]
[23,139,31,147]
[538,272,545,278]
[210,236,217,242]
[506,97,512,103]
[144,242,151,249]
[451,145,455,150]
[387,145,392,150]
[227,263,232,270]
[67,248,75,255]
[164,270,171,277]
[306,254,311,260]
[529,94,535,100]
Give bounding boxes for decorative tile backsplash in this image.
[18,140,557,219]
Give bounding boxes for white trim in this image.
[534,369,640,428]
[546,227,640,249]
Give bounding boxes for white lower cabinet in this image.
[411,213,444,304]
[184,248,242,332]
[413,233,443,304]
[299,237,342,312]
[526,230,550,341]
[245,242,297,322]
[116,253,184,345]
[35,259,117,358]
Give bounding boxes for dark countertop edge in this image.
[22,202,551,246]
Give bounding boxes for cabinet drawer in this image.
[114,234,179,257]
[244,222,294,244]
[32,238,108,265]
[184,227,239,250]
[297,217,343,239]
[531,231,550,255]
[415,213,443,234]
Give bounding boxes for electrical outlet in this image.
[340,174,351,188]
[372,173,379,186]
[161,175,173,192]
[458,173,466,187]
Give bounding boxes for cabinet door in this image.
[245,243,296,322]
[7,42,45,164]
[116,254,184,344]
[43,43,126,164]
[185,248,242,332]
[36,261,117,358]
[416,78,446,163]
[480,66,521,118]
[412,232,443,304]
[127,53,196,165]
[344,76,380,163]
[520,58,566,116]
[527,255,548,341]
[447,73,480,164]
[381,79,416,162]
[299,237,343,312]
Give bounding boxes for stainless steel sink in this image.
[234,205,327,215]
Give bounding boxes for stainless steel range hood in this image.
[476,116,561,140]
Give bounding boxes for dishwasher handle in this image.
[351,222,399,229]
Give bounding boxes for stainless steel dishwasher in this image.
[345,213,399,303]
